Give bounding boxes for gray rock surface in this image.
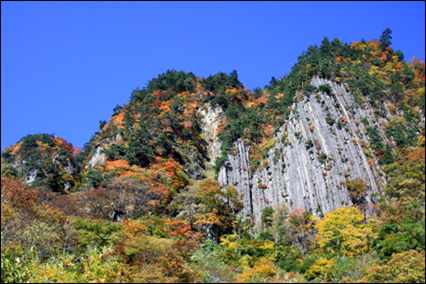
[197,103,225,166]
[218,77,384,222]
[86,146,106,169]
[24,167,38,184]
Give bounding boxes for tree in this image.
[394,50,404,62]
[106,176,166,219]
[99,120,107,130]
[229,70,240,87]
[236,257,276,282]
[27,247,123,283]
[345,178,366,204]
[268,77,279,90]
[381,144,394,165]
[305,257,334,281]
[314,206,374,256]
[1,176,78,280]
[319,37,332,57]
[378,146,425,258]
[368,126,384,150]
[286,206,318,254]
[270,203,289,243]
[124,133,154,167]
[393,125,407,146]
[361,250,425,283]
[380,28,392,51]
[193,179,239,242]
[261,206,274,228]
[168,186,201,229]
[319,84,333,95]
[85,168,103,188]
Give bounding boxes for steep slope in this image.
[2,30,424,284]
[2,33,424,226]
[1,134,79,193]
[77,71,207,185]
[214,36,424,223]
[77,70,248,188]
[218,77,384,221]
[196,103,225,166]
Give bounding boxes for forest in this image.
[1,29,425,283]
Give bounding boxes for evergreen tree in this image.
[379,28,392,51]
[381,144,394,165]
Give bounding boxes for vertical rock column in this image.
[218,139,253,217]
[219,77,382,223]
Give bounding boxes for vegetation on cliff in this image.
[1,29,424,282]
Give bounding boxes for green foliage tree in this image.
[379,28,392,51]
[319,84,333,95]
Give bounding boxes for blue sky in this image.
[2,1,425,152]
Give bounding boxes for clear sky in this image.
[2,1,425,152]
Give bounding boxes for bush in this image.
[256,230,274,242]
[72,218,124,249]
[319,84,333,96]
[344,178,366,204]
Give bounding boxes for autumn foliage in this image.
[1,31,425,283]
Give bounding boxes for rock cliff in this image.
[218,77,386,222]
[196,103,225,166]
[1,134,78,193]
[86,146,106,169]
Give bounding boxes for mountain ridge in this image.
[2,30,425,283]
[2,33,424,221]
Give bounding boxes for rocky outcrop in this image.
[197,103,225,166]
[24,167,38,184]
[219,77,385,222]
[86,146,106,169]
[7,150,75,192]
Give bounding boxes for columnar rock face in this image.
[218,77,385,222]
[218,139,253,216]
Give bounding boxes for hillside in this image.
[2,29,425,283]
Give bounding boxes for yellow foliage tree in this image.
[236,257,276,282]
[314,207,374,256]
[305,257,334,281]
[361,250,425,283]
